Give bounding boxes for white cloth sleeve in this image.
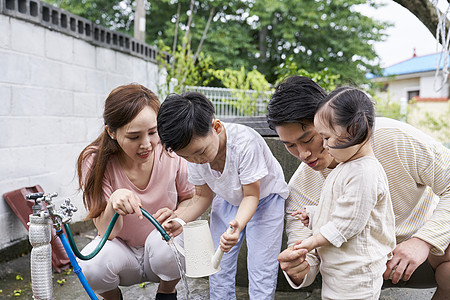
[238,140,268,185]
[187,162,206,186]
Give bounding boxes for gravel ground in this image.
[0,229,436,299]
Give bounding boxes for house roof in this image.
[367,53,450,79]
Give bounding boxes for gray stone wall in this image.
[0,0,165,251]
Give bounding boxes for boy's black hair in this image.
[157,91,215,152]
[315,87,375,149]
[267,75,327,130]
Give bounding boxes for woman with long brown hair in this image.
[77,84,193,300]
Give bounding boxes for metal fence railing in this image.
[183,86,273,118]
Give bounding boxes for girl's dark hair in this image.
[157,92,215,152]
[267,75,327,130]
[315,87,375,149]
[76,84,160,219]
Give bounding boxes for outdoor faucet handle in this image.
[27,193,46,215]
[43,192,58,204]
[26,192,45,200]
[60,198,78,217]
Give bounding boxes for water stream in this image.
[167,239,191,300]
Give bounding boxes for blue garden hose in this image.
[57,207,171,299]
[56,228,99,300]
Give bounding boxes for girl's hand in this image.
[110,189,143,219]
[294,236,317,252]
[163,218,183,238]
[294,233,328,252]
[220,219,240,253]
[153,207,176,225]
[292,208,309,227]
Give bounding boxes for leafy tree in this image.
[43,0,134,32]
[209,66,273,115]
[246,0,388,84]
[157,39,213,95]
[150,0,387,85]
[275,55,341,92]
[44,0,388,86]
[147,0,254,76]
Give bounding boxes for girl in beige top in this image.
[294,87,396,299]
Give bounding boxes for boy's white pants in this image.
[78,229,184,294]
[209,193,285,300]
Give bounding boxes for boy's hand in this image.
[220,219,239,253]
[292,208,309,227]
[163,218,183,238]
[153,208,176,225]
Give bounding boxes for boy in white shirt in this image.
[157,91,289,300]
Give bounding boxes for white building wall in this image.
[376,72,449,102]
[385,78,420,101]
[0,12,163,250]
[419,74,449,98]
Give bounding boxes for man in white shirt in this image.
[267,75,450,299]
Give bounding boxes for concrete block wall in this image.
[0,0,166,251]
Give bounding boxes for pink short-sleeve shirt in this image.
[87,143,193,247]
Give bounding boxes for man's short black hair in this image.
[267,75,327,130]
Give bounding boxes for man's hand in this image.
[278,243,310,286]
[383,237,432,283]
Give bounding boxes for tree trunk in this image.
[171,3,181,70]
[393,0,450,45]
[193,7,215,65]
[259,25,268,62]
[134,0,146,41]
[182,0,195,50]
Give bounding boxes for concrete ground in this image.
[0,229,436,299]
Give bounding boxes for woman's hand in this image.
[220,219,240,253]
[109,189,143,219]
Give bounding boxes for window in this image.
[407,90,420,102]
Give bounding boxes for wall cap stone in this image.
[1,0,169,64]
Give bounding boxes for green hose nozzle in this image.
[140,208,171,241]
